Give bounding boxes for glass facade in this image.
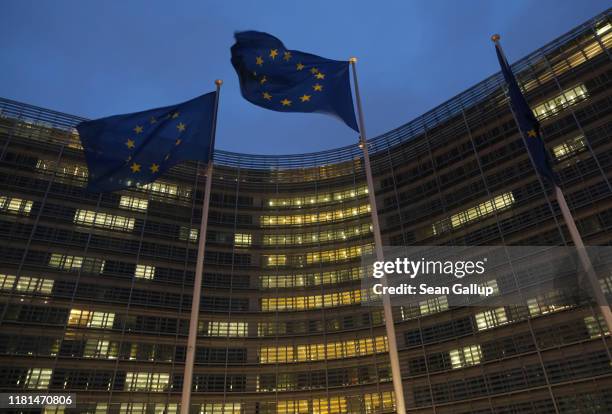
[0,9,611,414]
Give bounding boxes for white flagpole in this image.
[350,57,408,414]
[180,79,223,414]
[492,35,612,336]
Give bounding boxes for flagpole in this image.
[349,57,408,414]
[492,35,612,336]
[180,79,223,414]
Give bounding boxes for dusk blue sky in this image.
[0,1,608,155]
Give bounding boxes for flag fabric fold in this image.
[76,92,216,192]
[495,43,556,184]
[231,31,359,131]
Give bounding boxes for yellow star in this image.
[177,122,186,132]
[269,49,278,59]
[296,63,305,71]
[172,112,179,119]
[315,72,325,79]
[527,129,537,137]
[126,139,135,149]
[175,138,182,146]
[262,92,272,100]
[260,76,267,85]
[130,162,141,173]
[150,163,160,173]
[149,116,157,124]
[310,67,318,74]
[313,83,323,92]
[133,125,143,134]
[256,56,264,66]
[300,94,311,102]
[283,51,292,61]
[280,98,292,106]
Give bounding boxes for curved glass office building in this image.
[0,9,611,414]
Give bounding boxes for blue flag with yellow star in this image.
[495,43,556,184]
[76,92,216,192]
[231,31,359,131]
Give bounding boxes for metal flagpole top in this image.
[491,33,501,42]
[215,79,223,86]
[349,57,357,63]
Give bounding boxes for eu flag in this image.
[494,41,556,184]
[231,31,359,132]
[77,92,217,192]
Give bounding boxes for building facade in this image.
[0,9,611,414]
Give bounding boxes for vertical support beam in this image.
[350,57,408,414]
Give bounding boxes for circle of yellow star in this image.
[133,125,143,134]
[300,94,311,102]
[296,63,305,71]
[283,51,292,61]
[177,122,186,132]
[527,129,537,137]
[313,83,323,92]
[150,163,160,173]
[149,117,157,124]
[260,76,267,85]
[269,49,278,59]
[310,67,318,74]
[175,138,182,146]
[262,92,272,100]
[130,162,141,173]
[255,56,264,66]
[280,98,292,106]
[172,112,180,119]
[125,139,135,149]
[315,72,325,80]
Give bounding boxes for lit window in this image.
[179,226,199,242]
[124,372,170,392]
[475,307,508,331]
[119,195,148,212]
[260,267,364,288]
[23,368,52,389]
[119,403,147,414]
[135,264,155,280]
[479,279,499,296]
[532,84,588,120]
[259,336,387,363]
[74,209,135,231]
[205,321,248,337]
[552,135,586,160]
[68,309,115,329]
[0,195,33,215]
[154,404,178,414]
[48,253,83,271]
[234,233,252,246]
[266,186,368,209]
[265,255,286,267]
[449,344,482,369]
[260,204,370,227]
[200,403,242,414]
[84,339,117,359]
[527,290,571,317]
[364,392,395,414]
[141,181,178,196]
[261,289,364,311]
[585,315,609,339]
[0,274,16,290]
[400,295,448,320]
[36,159,88,181]
[432,192,515,235]
[13,276,54,294]
[313,397,347,414]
